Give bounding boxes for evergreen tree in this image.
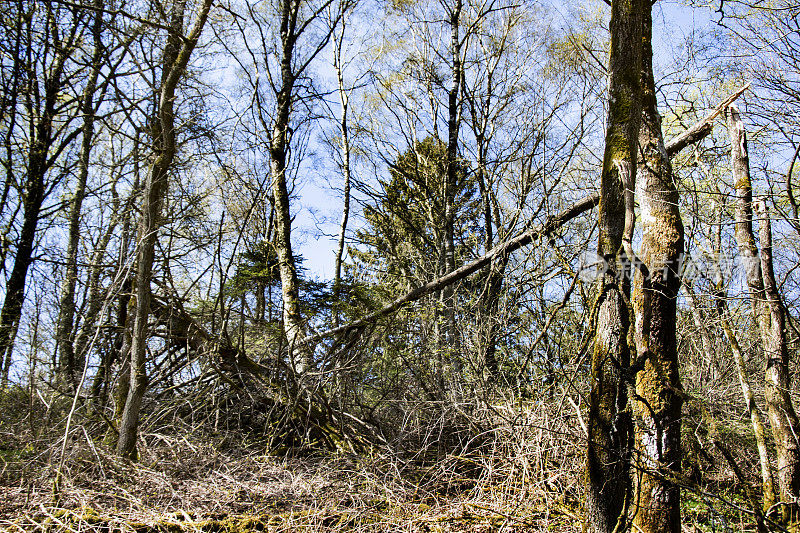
[352,136,480,292]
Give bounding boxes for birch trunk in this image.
[332,23,351,328]
[270,72,308,374]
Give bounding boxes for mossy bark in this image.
[585,0,644,531]
[629,7,683,533]
[269,0,313,376]
[756,199,800,521]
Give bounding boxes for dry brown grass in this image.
[0,373,764,533]
[0,387,587,532]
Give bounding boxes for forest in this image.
[1,0,800,531]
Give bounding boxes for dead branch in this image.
[301,193,601,345]
[665,83,750,157]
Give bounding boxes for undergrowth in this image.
[0,384,764,532]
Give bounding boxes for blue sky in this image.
[291,0,717,281]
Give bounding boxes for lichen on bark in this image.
[629,6,684,533]
[585,0,646,531]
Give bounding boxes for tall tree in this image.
[350,136,479,394]
[585,0,644,531]
[754,198,800,522]
[629,5,684,532]
[440,0,463,359]
[235,0,346,375]
[460,4,584,378]
[0,1,91,386]
[116,0,214,459]
[352,137,478,295]
[55,0,106,387]
[728,103,800,521]
[331,17,354,326]
[705,195,776,515]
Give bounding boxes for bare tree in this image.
[55,0,106,388]
[116,0,214,459]
[0,1,93,386]
[231,0,348,375]
[331,19,354,326]
[728,103,800,521]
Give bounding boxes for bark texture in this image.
[585,0,645,531]
[629,7,684,533]
[756,199,800,519]
[728,104,800,521]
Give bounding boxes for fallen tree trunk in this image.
[148,295,381,452]
[301,193,601,345]
[664,83,750,157]
[298,85,750,348]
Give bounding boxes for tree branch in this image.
[301,193,600,344]
[665,82,750,157]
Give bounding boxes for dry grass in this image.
[0,379,763,532]
[0,387,588,532]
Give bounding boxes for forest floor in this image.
[0,389,759,532]
[0,439,581,532]
[0,425,581,532]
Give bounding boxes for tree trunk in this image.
[474,128,504,379]
[0,4,71,387]
[268,0,311,376]
[713,288,777,513]
[94,139,139,407]
[481,261,506,378]
[270,96,309,374]
[56,0,105,388]
[441,0,463,366]
[712,194,775,513]
[332,23,352,328]
[756,199,800,520]
[585,0,644,530]
[0,171,44,388]
[115,0,213,459]
[728,104,800,521]
[629,7,684,532]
